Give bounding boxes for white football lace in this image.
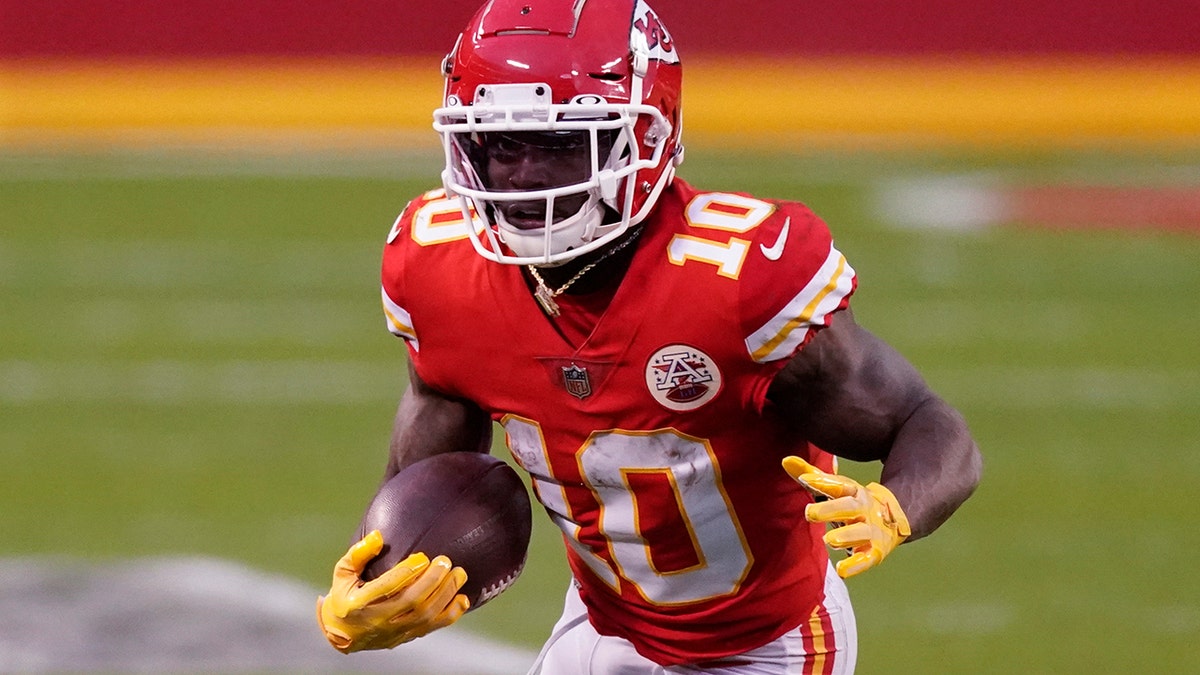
[477,562,526,605]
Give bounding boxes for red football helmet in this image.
[434,0,684,265]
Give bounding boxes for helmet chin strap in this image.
[495,193,609,266]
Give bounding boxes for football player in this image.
[317,0,983,672]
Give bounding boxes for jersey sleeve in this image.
[379,192,434,352]
[739,201,856,363]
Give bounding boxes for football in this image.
[356,451,533,610]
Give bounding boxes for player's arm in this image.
[384,359,494,479]
[317,361,492,652]
[768,309,982,575]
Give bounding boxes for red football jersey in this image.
[380,179,857,666]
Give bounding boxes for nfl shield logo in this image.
[562,364,592,399]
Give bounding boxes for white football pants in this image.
[527,562,857,675]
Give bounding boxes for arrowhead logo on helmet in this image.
[632,0,678,64]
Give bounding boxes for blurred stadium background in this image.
[2,1,1198,673]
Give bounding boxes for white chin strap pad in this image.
[495,194,608,261]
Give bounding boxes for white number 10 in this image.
[666,193,775,279]
[503,417,753,606]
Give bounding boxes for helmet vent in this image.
[495,29,552,36]
[588,72,624,82]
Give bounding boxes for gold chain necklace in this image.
[526,232,639,317]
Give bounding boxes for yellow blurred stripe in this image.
[3,56,1200,148]
[686,56,1200,147]
[0,58,441,130]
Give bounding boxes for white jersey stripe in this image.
[381,286,419,349]
[745,244,855,363]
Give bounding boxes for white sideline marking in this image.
[0,145,444,180]
[0,239,372,292]
[918,602,1015,635]
[0,359,401,405]
[925,365,1200,411]
[874,168,1200,232]
[875,174,1008,231]
[0,556,536,674]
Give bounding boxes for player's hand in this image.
[316,530,469,653]
[782,457,911,579]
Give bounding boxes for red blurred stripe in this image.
[1012,185,1200,232]
[2,0,1198,58]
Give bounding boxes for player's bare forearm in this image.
[384,360,493,480]
[876,395,981,541]
[769,309,982,541]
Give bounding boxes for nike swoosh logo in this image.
[760,216,790,261]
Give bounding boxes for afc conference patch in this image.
[645,345,722,411]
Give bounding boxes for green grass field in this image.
[2,145,1198,673]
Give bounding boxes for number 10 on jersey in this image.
[503,416,753,606]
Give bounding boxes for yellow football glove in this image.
[316,530,469,653]
[782,456,911,579]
